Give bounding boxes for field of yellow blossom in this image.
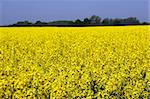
[0,26,150,98]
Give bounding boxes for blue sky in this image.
[0,0,149,25]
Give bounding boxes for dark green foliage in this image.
[11,15,148,27]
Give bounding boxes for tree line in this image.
[11,15,149,27]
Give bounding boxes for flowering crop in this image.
[0,26,150,98]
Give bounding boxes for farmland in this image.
[0,26,150,98]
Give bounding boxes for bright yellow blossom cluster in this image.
[0,26,150,98]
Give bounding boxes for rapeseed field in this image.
[0,26,150,98]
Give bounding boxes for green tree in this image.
[75,19,83,24]
[89,15,101,24]
[83,18,90,24]
[15,20,32,25]
[102,18,110,25]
